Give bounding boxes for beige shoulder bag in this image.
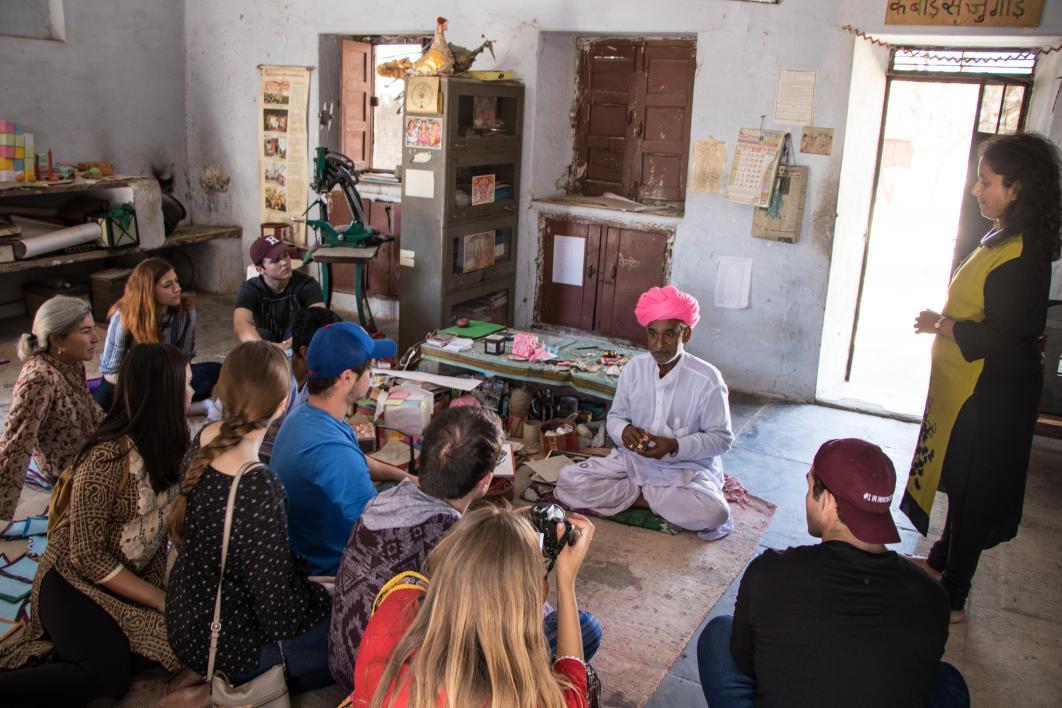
[207,461,291,708]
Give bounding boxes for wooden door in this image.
[596,227,668,341]
[366,201,400,297]
[574,42,639,197]
[634,42,696,203]
[341,40,373,169]
[538,218,601,331]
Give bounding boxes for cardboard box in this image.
[90,267,132,323]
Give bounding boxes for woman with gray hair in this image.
[0,295,104,519]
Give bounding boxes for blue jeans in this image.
[543,610,602,661]
[696,615,970,708]
[227,614,332,695]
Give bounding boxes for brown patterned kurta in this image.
[0,437,182,671]
[0,353,104,518]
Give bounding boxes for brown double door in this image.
[539,217,667,342]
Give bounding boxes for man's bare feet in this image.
[156,683,209,708]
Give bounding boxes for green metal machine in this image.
[298,147,392,324]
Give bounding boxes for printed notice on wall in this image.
[774,69,816,125]
[691,139,729,193]
[259,65,311,246]
[552,235,585,287]
[714,256,753,310]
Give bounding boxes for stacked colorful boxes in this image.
[0,122,35,183]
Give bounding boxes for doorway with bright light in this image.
[831,48,1034,418]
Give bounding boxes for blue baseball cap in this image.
[306,322,397,378]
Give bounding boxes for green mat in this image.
[439,320,506,339]
[607,507,682,535]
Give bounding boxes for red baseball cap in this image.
[250,234,291,265]
[812,438,900,544]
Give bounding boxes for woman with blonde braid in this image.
[165,341,332,703]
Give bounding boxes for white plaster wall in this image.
[0,0,188,197]
[0,0,187,308]
[181,0,1062,400]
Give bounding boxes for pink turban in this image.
[635,286,700,328]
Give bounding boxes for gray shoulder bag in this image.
[207,461,291,707]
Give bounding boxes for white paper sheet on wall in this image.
[775,69,816,125]
[552,235,585,286]
[404,169,435,198]
[715,256,753,309]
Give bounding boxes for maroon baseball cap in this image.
[250,234,291,265]
[812,438,900,544]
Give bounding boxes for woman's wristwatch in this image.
[933,315,947,332]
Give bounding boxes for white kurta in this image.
[555,351,734,537]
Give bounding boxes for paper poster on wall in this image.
[775,69,816,125]
[691,139,728,193]
[258,65,311,246]
[404,116,443,149]
[714,256,753,309]
[724,129,786,207]
[404,169,435,198]
[552,235,585,287]
[799,127,833,156]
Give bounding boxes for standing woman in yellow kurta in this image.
[902,133,1061,622]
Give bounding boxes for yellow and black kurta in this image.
[901,229,1048,544]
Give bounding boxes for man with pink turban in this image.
[555,286,735,539]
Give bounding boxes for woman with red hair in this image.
[93,257,220,414]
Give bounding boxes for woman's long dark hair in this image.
[77,343,190,492]
[981,132,1062,261]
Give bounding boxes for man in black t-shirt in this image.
[697,438,969,708]
[234,235,325,349]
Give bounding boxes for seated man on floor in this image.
[328,405,602,692]
[555,285,734,540]
[697,438,968,708]
[271,322,413,576]
[233,234,325,350]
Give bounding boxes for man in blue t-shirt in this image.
[271,322,411,575]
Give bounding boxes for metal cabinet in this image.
[539,217,668,342]
[398,78,524,350]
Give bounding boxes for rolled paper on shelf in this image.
[14,221,102,259]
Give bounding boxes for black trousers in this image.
[926,504,981,610]
[0,570,153,705]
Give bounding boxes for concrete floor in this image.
[1,293,1059,706]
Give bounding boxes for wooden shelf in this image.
[0,224,240,274]
[0,176,144,199]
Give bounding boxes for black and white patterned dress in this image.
[165,464,331,676]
